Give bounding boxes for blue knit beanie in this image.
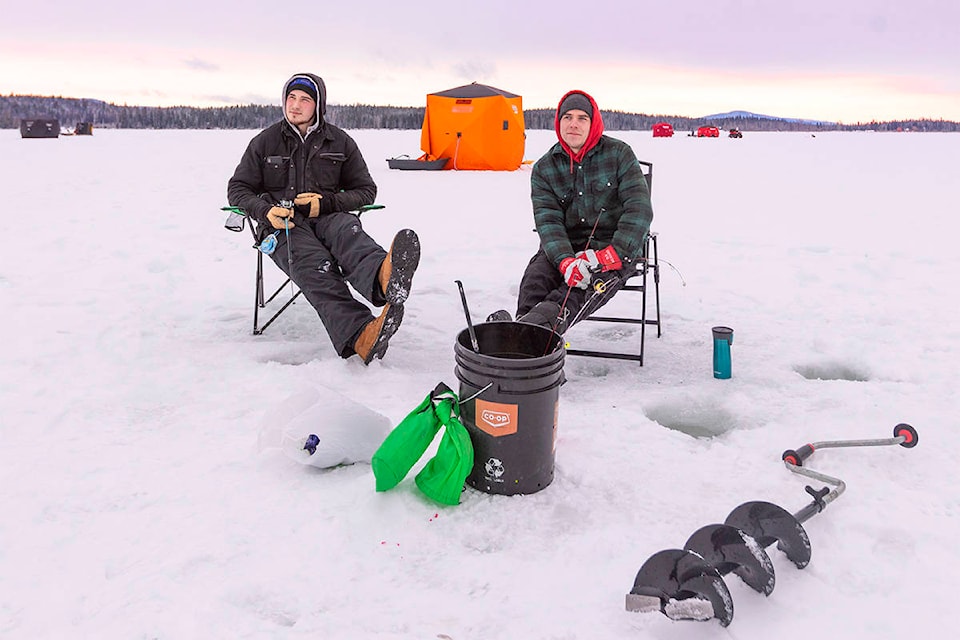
[286,77,318,103]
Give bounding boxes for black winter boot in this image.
[486,309,512,322]
[517,301,567,333]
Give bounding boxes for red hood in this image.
[554,89,604,164]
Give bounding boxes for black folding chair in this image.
[565,160,662,365]
[221,204,384,335]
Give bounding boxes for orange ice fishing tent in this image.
[419,82,525,171]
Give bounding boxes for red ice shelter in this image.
[652,122,674,137]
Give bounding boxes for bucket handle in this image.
[459,382,493,405]
[462,375,565,397]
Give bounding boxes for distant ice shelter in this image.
[74,122,93,135]
[652,122,674,137]
[20,119,60,139]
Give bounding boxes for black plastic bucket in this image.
[454,321,565,495]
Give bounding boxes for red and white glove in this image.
[575,249,600,271]
[559,256,593,289]
[595,245,623,272]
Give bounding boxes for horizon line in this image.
[4,93,958,125]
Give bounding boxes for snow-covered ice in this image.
[1,126,957,639]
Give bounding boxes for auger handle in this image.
[893,423,919,448]
[782,444,815,467]
[782,423,918,467]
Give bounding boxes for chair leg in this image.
[254,252,264,335]
[640,258,648,367]
[651,234,662,338]
[256,290,303,334]
[253,249,304,335]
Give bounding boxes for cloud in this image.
[184,58,219,72]
[451,60,497,84]
[224,93,275,106]
[2,0,958,119]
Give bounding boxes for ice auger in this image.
[625,423,919,627]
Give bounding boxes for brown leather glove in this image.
[294,192,323,217]
[266,206,295,230]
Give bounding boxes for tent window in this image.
[502,120,509,130]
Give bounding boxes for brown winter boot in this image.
[378,229,421,304]
[354,303,405,365]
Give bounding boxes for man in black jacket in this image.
[228,73,420,364]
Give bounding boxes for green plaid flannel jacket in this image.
[530,135,653,267]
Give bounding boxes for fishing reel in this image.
[259,200,295,255]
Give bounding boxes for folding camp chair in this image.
[221,204,384,335]
[565,160,662,365]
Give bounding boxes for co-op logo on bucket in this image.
[475,399,519,437]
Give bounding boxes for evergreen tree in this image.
[2,95,957,132]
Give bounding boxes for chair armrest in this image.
[221,206,247,232]
[355,204,386,217]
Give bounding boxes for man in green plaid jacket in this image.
[506,90,653,333]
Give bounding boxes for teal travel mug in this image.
[712,326,734,379]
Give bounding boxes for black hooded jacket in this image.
[227,72,376,235]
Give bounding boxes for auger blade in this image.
[626,549,734,627]
[725,501,812,569]
[684,523,776,595]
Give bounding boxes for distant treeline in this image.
[2,95,958,133]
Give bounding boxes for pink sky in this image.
[3,0,957,122]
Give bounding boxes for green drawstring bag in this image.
[372,383,474,505]
[371,391,439,492]
[414,390,474,505]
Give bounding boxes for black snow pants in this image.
[267,212,387,357]
[517,249,626,330]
